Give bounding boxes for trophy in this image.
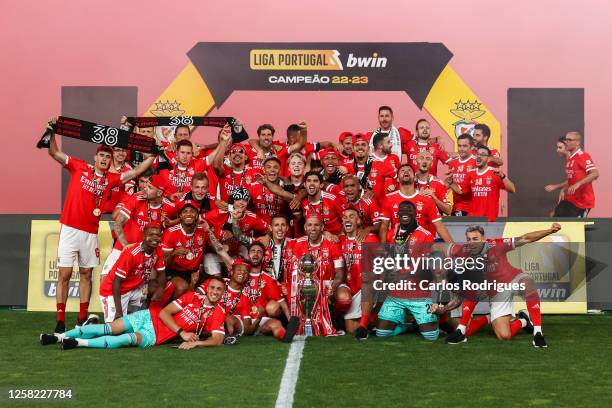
[299,253,317,337]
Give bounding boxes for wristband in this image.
[176,328,183,336]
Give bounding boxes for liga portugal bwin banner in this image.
[27,221,113,312]
[143,43,500,152]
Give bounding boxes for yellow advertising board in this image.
[502,221,590,314]
[27,221,114,312]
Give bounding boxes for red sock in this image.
[466,315,489,336]
[359,313,371,328]
[57,303,66,322]
[510,319,524,337]
[79,302,89,321]
[526,299,542,327]
[438,312,449,325]
[459,301,478,327]
[274,328,286,341]
[335,300,351,314]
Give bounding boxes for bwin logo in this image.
[345,52,387,68]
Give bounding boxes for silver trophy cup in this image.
[299,253,317,336]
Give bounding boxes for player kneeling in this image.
[213,249,299,344]
[375,201,440,341]
[99,224,166,323]
[40,277,227,350]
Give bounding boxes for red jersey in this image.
[349,159,397,202]
[60,157,123,234]
[339,194,382,227]
[157,159,208,196]
[103,162,134,213]
[218,210,269,239]
[244,142,290,171]
[220,280,255,318]
[167,196,225,240]
[161,224,208,271]
[406,140,450,177]
[339,234,379,295]
[371,153,401,174]
[151,291,226,345]
[100,244,165,296]
[301,191,344,235]
[115,194,176,250]
[448,238,520,287]
[447,156,476,213]
[464,167,505,221]
[244,271,284,309]
[415,175,449,207]
[248,181,290,224]
[218,164,259,202]
[290,237,343,282]
[388,226,434,299]
[565,149,596,209]
[339,154,354,170]
[380,190,442,237]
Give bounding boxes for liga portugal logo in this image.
[451,99,486,137]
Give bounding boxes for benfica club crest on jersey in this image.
[486,177,492,185]
[416,202,424,211]
[197,236,204,245]
[450,99,486,137]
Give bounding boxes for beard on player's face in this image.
[249,252,263,266]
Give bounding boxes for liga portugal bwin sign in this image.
[145,42,501,152]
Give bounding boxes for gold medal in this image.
[93,208,102,217]
[186,251,194,261]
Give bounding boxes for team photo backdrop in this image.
[2,0,610,217]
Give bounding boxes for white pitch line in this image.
[275,335,306,408]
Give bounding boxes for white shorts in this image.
[100,286,145,323]
[344,290,362,320]
[490,273,530,322]
[57,224,100,268]
[101,248,122,278]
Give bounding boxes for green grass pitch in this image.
[1,310,611,407]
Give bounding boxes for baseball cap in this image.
[148,175,167,192]
[178,199,200,213]
[339,132,356,144]
[320,148,340,160]
[96,145,114,155]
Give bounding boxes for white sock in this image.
[533,325,542,335]
[518,318,527,328]
[56,333,66,342]
[457,324,466,334]
[76,339,89,347]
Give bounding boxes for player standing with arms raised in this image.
[46,123,155,333]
